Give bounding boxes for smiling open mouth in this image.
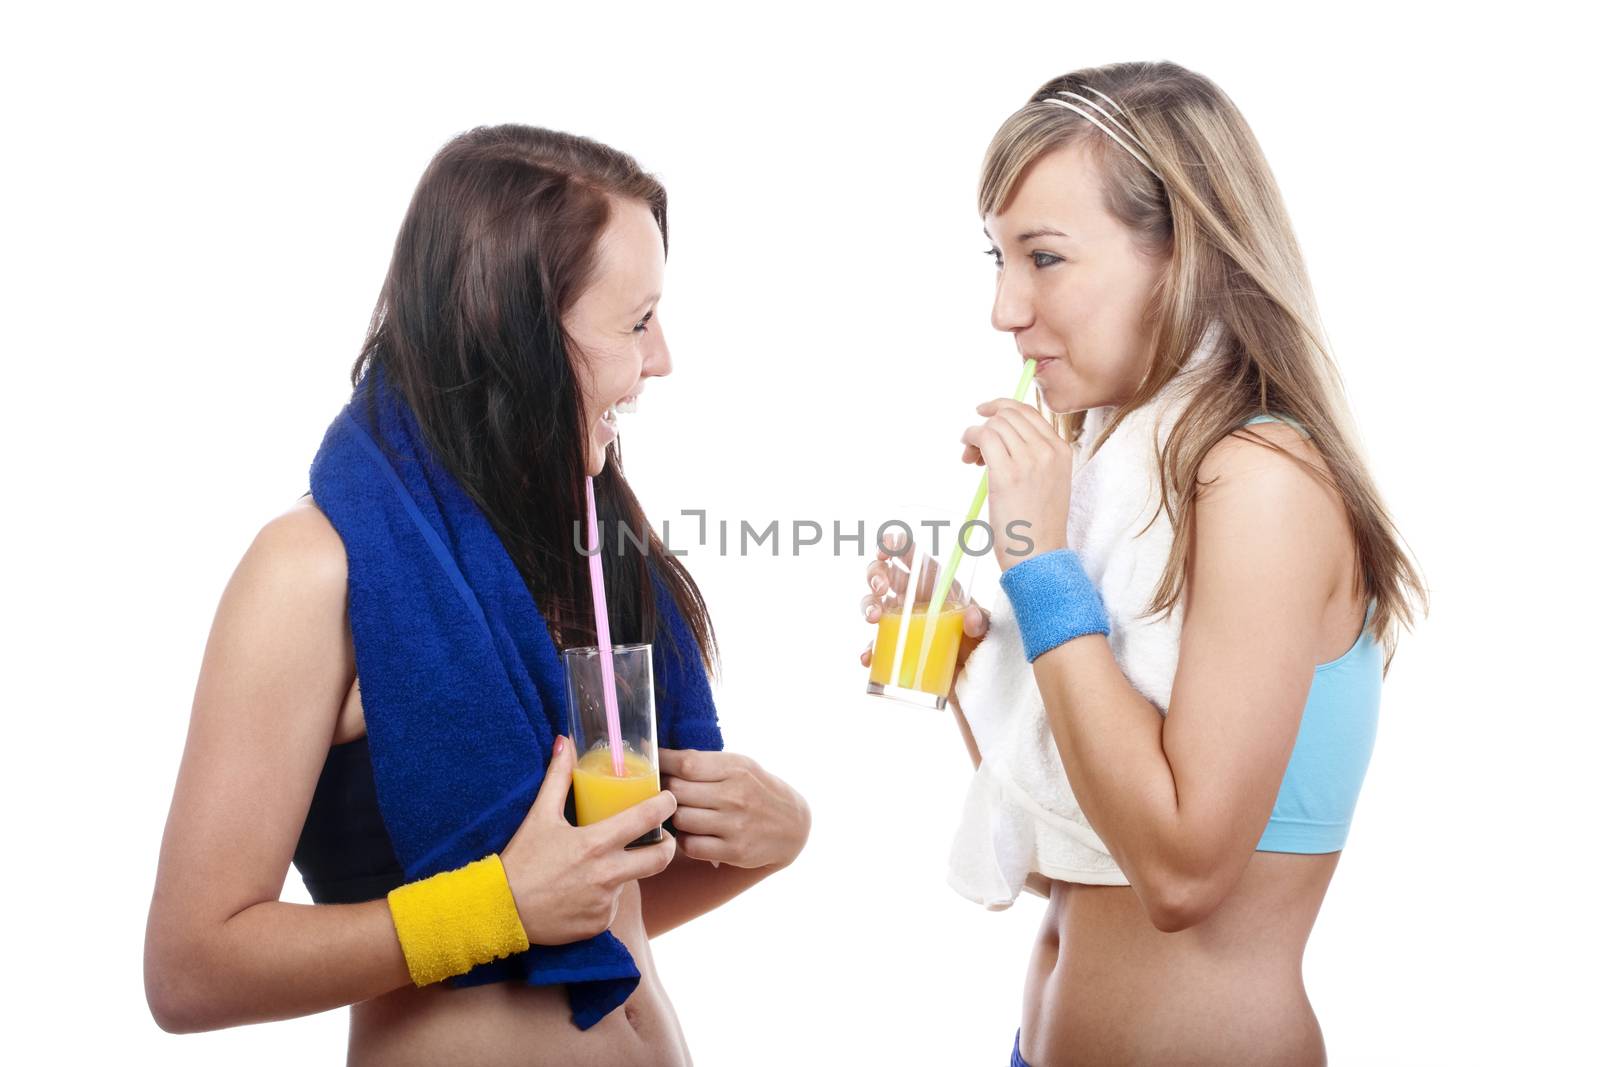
[601,394,639,429]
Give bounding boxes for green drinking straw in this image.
[909,358,1038,691]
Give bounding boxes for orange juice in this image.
[572,745,660,826]
[869,606,965,697]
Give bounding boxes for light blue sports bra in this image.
[1241,414,1382,854]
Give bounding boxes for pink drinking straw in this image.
[584,476,628,777]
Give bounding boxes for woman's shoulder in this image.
[200,496,356,733]
[1198,419,1332,494]
[241,495,349,606]
[1193,420,1348,589]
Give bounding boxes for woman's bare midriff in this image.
[326,664,690,1065]
[348,882,689,1067]
[1020,852,1338,1067]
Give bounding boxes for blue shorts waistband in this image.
[1012,1028,1032,1067]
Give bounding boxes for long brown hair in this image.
[350,124,717,672]
[980,62,1426,669]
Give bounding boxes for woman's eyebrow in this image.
[981,225,1073,242]
[627,292,661,316]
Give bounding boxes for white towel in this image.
[946,324,1223,908]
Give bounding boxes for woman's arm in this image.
[946,605,993,770]
[638,850,787,937]
[947,692,983,769]
[144,503,413,1032]
[638,748,809,936]
[1030,427,1348,932]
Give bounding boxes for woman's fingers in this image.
[864,529,983,627]
[860,591,883,622]
[661,775,724,809]
[678,833,735,865]
[973,416,1027,469]
[587,790,679,852]
[878,528,908,562]
[861,554,911,622]
[668,804,729,837]
[611,831,677,882]
[978,398,1059,447]
[657,748,733,783]
[960,423,1011,468]
[963,601,990,638]
[866,558,890,594]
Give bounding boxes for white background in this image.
[5,2,1595,1064]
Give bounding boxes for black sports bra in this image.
[292,736,406,904]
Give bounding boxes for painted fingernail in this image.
[870,576,885,592]
[553,736,565,756]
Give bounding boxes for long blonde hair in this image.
[979,61,1426,669]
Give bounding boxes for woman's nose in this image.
[643,316,672,378]
[990,268,1034,334]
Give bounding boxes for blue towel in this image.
[307,362,723,1030]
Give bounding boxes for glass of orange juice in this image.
[561,642,663,848]
[865,508,983,710]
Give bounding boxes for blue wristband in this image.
[998,548,1110,662]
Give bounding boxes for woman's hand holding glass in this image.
[499,736,678,945]
[660,749,811,870]
[857,530,991,695]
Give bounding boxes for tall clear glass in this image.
[561,642,663,848]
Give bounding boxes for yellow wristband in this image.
[386,853,531,986]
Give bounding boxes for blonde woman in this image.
[861,63,1425,1065]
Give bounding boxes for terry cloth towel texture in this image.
[308,362,723,1028]
[947,322,1223,907]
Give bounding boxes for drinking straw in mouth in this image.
[908,358,1038,690]
[584,475,627,776]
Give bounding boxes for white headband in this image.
[1041,88,1160,180]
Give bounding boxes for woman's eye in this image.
[632,311,653,333]
[983,247,1002,268]
[1030,252,1062,268]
